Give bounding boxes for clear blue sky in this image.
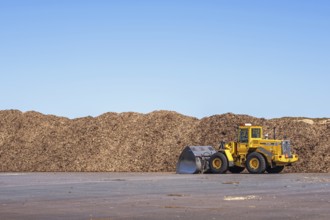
[1,0,329,119]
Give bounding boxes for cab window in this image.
[239,129,248,143]
[252,128,261,138]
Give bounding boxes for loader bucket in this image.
[176,146,217,174]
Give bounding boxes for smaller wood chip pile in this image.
[0,110,329,172]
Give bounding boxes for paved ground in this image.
[0,173,330,220]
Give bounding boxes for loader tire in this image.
[266,166,284,174]
[209,152,228,174]
[228,166,245,173]
[246,152,266,174]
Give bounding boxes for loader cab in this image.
[238,124,263,151]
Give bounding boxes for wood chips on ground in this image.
[0,110,329,172]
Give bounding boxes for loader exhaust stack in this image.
[176,146,217,174]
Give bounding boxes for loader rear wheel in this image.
[246,152,266,174]
[228,166,245,173]
[266,166,284,174]
[209,152,228,174]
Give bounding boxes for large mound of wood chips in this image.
[0,110,329,172]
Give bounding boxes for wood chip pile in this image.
[0,110,329,172]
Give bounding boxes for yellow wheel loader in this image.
[176,124,298,174]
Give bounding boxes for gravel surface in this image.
[0,172,330,220]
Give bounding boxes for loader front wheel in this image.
[209,152,228,174]
[246,152,266,174]
[266,166,285,174]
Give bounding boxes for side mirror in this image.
[219,141,226,150]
